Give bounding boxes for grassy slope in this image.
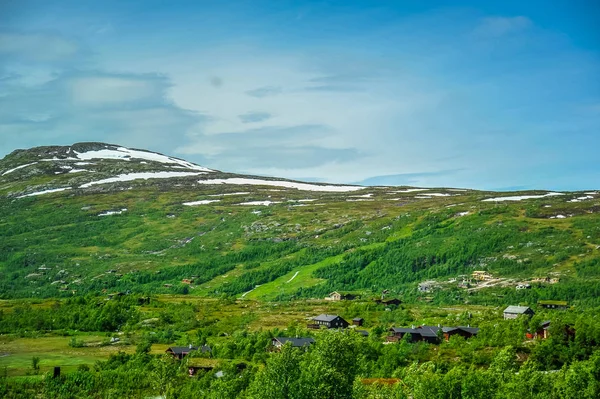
[1,146,599,301]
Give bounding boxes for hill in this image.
[1,143,599,304]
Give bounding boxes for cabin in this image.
[538,300,568,310]
[166,345,212,360]
[352,318,364,326]
[442,326,479,341]
[388,325,479,344]
[325,291,343,301]
[375,298,402,306]
[309,314,349,329]
[526,320,576,340]
[472,271,492,281]
[418,283,434,293]
[503,306,535,319]
[325,291,357,301]
[355,330,369,337]
[388,326,441,344]
[271,337,315,350]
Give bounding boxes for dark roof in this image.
[443,326,480,335]
[391,326,440,337]
[417,326,441,337]
[273,337,315,347]
[541,320,551,329]
[313,314,341,322]
[390,327,416,334]
[167,345,211,355]
[393,325,478,337]
[356,330,369,337]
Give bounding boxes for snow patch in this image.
[197,178,363,192]
[2,162,38,176]
[238,201,281,206]
[74,147,213,172]
[17,187,71,198]
[549,215,567,219]
[80,171,205,188]
[392,188,428,193]
[208,192,250,197]
[183,200,220,206]
[568,195,595,203]
[482,193,564,202]
[98,208,127,216]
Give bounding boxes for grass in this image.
[0,334,135,376]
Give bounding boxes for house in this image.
[526,321,575,340]
[503,306,535,320]
[325,291,357,301]
[418,283,434,293]
[355,330,369,337]
[388,325,479,344]
[325,291,343,301]
[538,300,568,310]
[308,314,349,329]
[374,298,402,306]
[472,271,492,281]
[272,337,315,350]
[442,326,479,341]
[352,318,364,326]
[166,345,212,360]
[388,325,441,344]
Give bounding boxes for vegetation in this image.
[0,144,599,397]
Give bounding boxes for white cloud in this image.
[67,75,165,106]
[0,32,80,62]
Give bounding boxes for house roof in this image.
[442,326,480,335]
[353,317,364,321]
[390,325,440,337]
[356,330,369,336]
[167,345,211,354]
[393,325,479,337]
[538,300,568,306]
[273,337,315,347]
[313,314,341,322]
[504,305,533,314]
[541,320,551,329]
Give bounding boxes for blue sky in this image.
[0,0,598,190]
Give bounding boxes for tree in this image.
[296,331,361,399]
[247,343,302,399]
[31,357,40,374]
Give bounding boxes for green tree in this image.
[247,343,302,399]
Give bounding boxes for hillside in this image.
[1,143,599,304]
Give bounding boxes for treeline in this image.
[0,296,140,334]
[2,329,600,399]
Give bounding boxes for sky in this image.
[0,0,599,191]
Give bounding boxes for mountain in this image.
[1,143,599,303]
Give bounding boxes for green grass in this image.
[0,334,135,376]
